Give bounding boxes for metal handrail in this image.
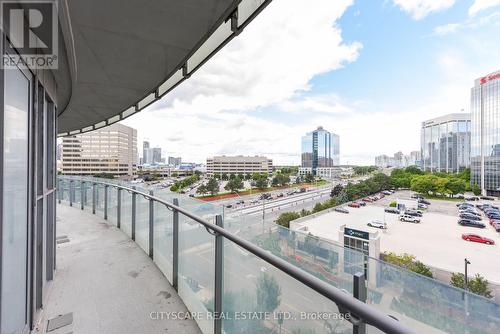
[58,177,417,334]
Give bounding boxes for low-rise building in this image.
[206,156,273,176]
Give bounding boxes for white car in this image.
[400,214,420,223]
[367,220,387,229]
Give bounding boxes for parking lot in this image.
[298,191,500,284]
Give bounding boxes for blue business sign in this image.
[344,227,369,240]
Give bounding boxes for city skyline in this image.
[122,0,500,165]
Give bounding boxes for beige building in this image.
[206,156,273,176]
[61,123,137,176]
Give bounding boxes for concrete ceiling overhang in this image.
[55,0,270,135]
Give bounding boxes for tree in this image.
[275,212,300,229]
[330,184,344,198]
[225,177,244,193]
[410,174,438,195]
[304,173,314,183]
[256,273,281,313]
[383,252,433,278]
[450,273,492,298]
[446,178,466,197]
[196,184,207,195]
[472,183,481,196]
[253,174,268,189]
[206,178,219,195]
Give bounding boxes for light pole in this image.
[464,258,471,290]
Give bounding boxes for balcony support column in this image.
[80,181,85,210]
[353,272,367,334]
[69,180,74,207]
[148,190,154,259]
[117,188,122,228]
[104,185,108,220]
[214,215,224,334]
[131,186,136,241]
[172,198,179,291]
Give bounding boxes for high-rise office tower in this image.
[301,126,339,175]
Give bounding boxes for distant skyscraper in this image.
[168,156,182,166]
[143,141,150,165]
[152,147,162,164]
[301,126,339,175]
[421,113,470,173]
[471,70,500,195]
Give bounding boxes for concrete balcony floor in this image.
[37,205,201,334]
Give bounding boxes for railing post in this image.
[117,188,122,228]
[214,215,224,334]
[69,180,74,207]
[92,183,96,214]
[172,198,179,291]
[148,190,154,259]
[104,185,108,220]
[353,272,367,334]
[80,181,85,210]
[57,180,61,204]
[131,186,137,240]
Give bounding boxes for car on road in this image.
[384,208,400,214]
[276,193,284,198]
[458,219,486,228]
[459,213,482,221]
[367,220,387,229]
[250,200,259,204]
[334,207,349,214]
[348,202,360,208]
[405,210,423,217]
[462,234,495,245]
[399,214,420,223]
[299,188,306,193]
[235,200,245,205]
[225,204,233,209]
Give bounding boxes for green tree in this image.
[256,273,281,313]
[330,184,344,197]
[206,178,219,195]
[472,183,481,196]
[450,273,492,298]
[225,177,244,193]
[383,252,433,278]
[196,184,207,195]
[304,173,314,183]
[275,212,300,229]
[446,178,466,197]
[410,174,437,195]
[253,174,269,189]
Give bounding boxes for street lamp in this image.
[464,258,471,290]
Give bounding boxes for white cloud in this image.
[433,23,461,35]
[393,0,455,20]
[123,0,361,165]
[469,0,500,16]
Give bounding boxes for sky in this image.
[122,0,500,166]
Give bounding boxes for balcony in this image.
[51,176,500,334]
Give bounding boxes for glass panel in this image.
[238,0,266,27]
[95,184,105,216]
[108,187,117,224]
[153,201,173,282]
[2,63,30,333]
[121,190,132,237]
[121,106,136,119]
[137,92,156,110]
[157,69,183,96]
[135,187,149,252]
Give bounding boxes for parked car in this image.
[459,209,481,216]
[362,197,373,203]
[457,202,474,208]
[462,234,495,245]
[418,199,431,205]
[400,214,420,223]
[411,194,424,199]
[358,201,367,206]
[382,190,392,195]
[348,202,360,208]
[367,220,387,229]
[418,203,428,209]
[465,196,480,201]
[405,210,423,217]
[459,213,482,221]
[492,222,500,232]
[334,207,349,214]
[458,219,486,228]
[384,208,400,214]
[480,196,495,201]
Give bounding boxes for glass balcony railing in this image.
[57,176,500,334]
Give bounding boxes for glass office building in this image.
[471,70,500,196]
[301,126,339,174]
[421,113,471,173]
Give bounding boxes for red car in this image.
[348,202,360,208]
[492,222,500,232]
[462,234,495,245]
[362,197,373,203]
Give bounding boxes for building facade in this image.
[471,70,500,196]
[301,126,339,175]
[168,156,182,166]
[61,123,138,176]
[206,156,273,176]
[375,151,421,168]
[421,113,471,173]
